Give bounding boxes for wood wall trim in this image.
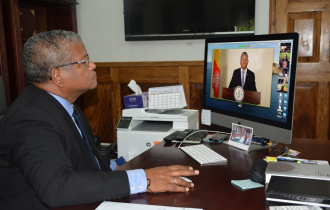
[96,61,204,67]
[179,65,190,103]
[296,63,330,82]
[275,0,288,33]
[316,82,329,140]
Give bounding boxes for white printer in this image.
[117,108,199,160]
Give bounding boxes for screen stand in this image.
[223,140,278,151]
[248,141,278,151]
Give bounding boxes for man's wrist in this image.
[126,169,147,194]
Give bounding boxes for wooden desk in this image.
[53,138,330,210]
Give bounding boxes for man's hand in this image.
[145,165,199,193]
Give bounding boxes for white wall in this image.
[76,0,269,62]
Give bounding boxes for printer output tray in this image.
[132,121,172,132]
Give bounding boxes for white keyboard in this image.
[180,144,227,165]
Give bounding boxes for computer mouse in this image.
[180,176,192,183]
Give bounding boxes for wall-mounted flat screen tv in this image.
[124,0,255,41]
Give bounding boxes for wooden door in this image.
[0,0,78,105]
[270,0,330,140]
[0,0,11,104]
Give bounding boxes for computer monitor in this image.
[203,33,299,145]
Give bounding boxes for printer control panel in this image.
[117,117,132,129]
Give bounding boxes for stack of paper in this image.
[96,201,202,210]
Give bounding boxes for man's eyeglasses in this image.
[55,55,90,68]
[240,58,248,61]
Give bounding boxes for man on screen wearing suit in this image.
[0,30,199,209]
[229,52,257,91]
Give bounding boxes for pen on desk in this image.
[276,157,298,163]
[276,156,317,164]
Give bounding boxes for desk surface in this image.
[53,138,330,210]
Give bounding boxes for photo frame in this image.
[228,123,253,151]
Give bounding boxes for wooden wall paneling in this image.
[189,83,204,122]
[179,65,190,104]
[110,67,121,143]
[287,12,321,63]
[316,82,329,140]
[85,57,329,142]
[189,64,204,83]
[118,66,180,84]
[187,63,204,113]
[296,63,330,82]
[120,83,131,110]
[274,0,288,33]
[292,83,318,138]
[84,60,323,142]
[85,61,205,143]
[269,0,276,34]
[83,72,114,143]
[270,0,330,140]
[95,83,113,142]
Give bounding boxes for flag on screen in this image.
[212,49,220,98]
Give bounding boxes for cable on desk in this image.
[146,178,159,195]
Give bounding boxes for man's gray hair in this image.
[23,30,82,84]
[241,52,248,59]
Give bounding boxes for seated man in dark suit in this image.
[0,30,199,210]
[229,52,257,91]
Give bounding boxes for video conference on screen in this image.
[209,42,292,109]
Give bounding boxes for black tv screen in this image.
[124,0,255,41]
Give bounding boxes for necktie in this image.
[241,71,245,87]
[72,106,101,171]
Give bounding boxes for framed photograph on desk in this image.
[228,123,253,151]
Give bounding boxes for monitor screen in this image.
[203,33,299,145]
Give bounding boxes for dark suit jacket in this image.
[228,68,257,91]
[0,85,130,209]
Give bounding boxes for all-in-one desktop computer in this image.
[203,33,299,147]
